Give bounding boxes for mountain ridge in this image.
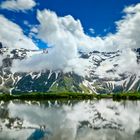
[0,42,140,94]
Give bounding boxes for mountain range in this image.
[0,42,140,94]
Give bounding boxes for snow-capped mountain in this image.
[0,42,140,94]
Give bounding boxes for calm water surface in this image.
[0,99,140,140]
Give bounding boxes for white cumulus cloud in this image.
[11,3,140,77]
[0,0,36,12]
[0,15,38,50]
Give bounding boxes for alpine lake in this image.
[0,98,140,140]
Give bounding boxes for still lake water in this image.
[0,99,140,140]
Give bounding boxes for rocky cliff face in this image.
[0,42,140,94]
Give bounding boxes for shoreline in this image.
[0,92,140,101]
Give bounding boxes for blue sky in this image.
[0,0,140,48]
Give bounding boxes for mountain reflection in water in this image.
[0,99,140,140]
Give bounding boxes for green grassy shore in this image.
[0,92,140,101]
